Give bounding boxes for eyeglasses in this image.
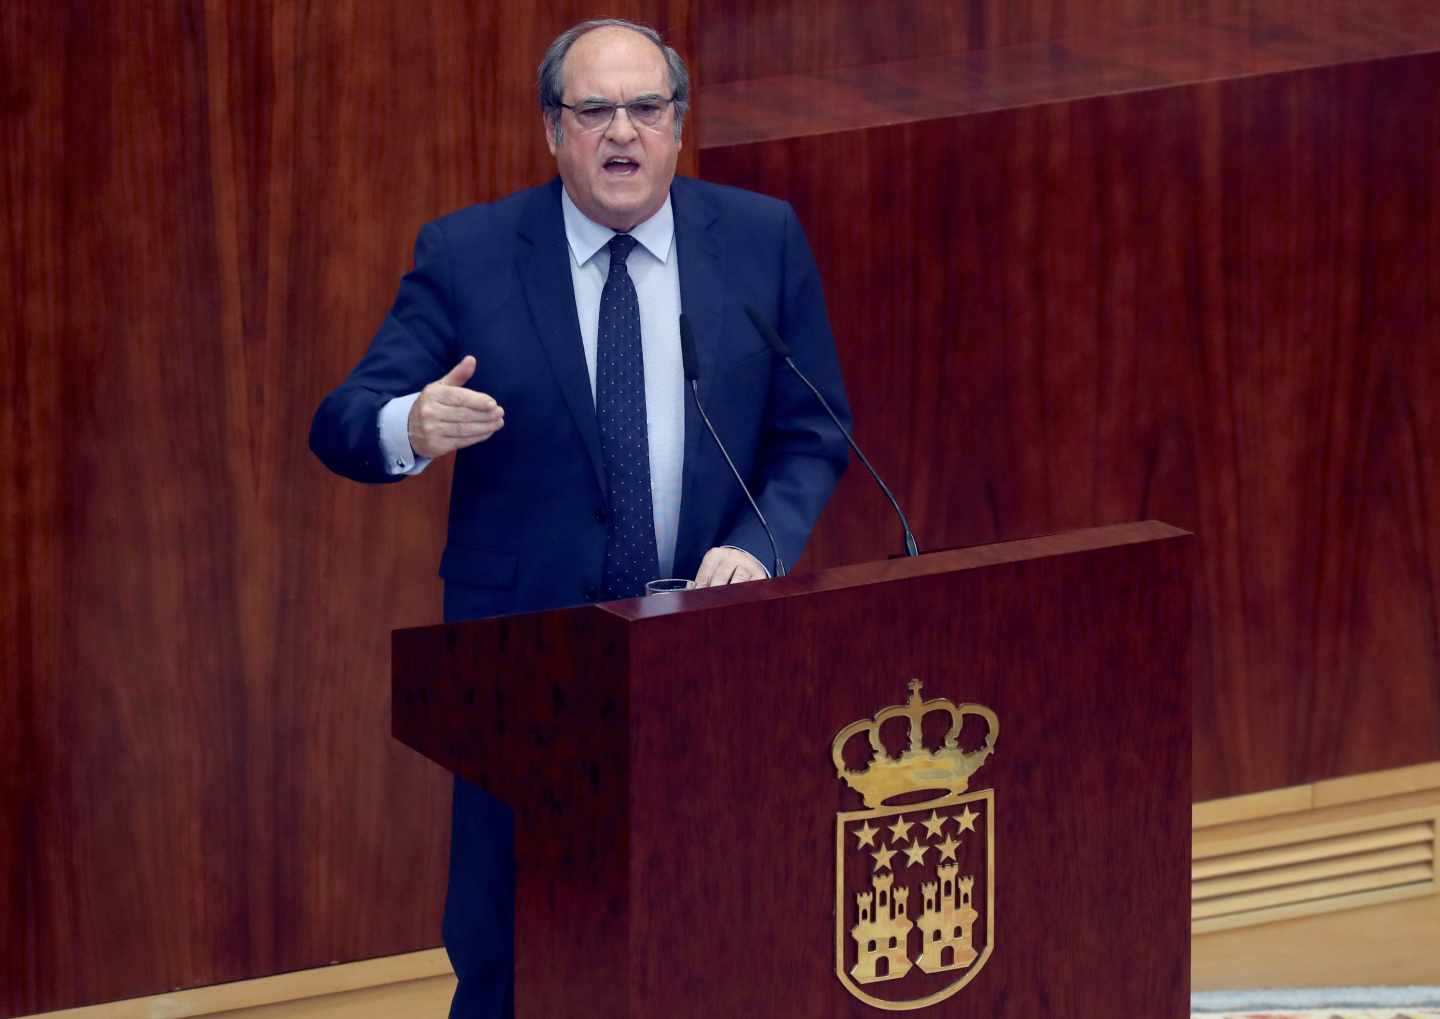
[558,96,676,132]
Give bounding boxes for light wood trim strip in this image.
[1192,822,1435,878]
[20,948,454,1019]
[1312,761,1440,808]
[1191,863,1434,920]
[1192,881,1435,936]
[1192,760,1440,831]
[1193,802,1440,859]
[1193,784,1314,829]
[1193,843,1433,899]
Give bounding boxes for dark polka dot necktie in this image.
[596,233,660,599]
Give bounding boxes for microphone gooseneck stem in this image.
[689,378,787,577]
[742,303,919,558]
[782,355,920,558]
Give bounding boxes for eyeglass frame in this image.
[556,95,678,132]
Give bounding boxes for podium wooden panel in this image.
[393,521,1193,1017]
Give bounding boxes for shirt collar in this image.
[561,186,674,266]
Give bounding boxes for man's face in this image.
[546,27,681,232]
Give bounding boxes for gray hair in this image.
[538,19,690,143]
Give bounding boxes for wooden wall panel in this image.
[697,3,1440,148]
[698,53,1440,804]
[693,0,1287,84]
[1,1,690,1015]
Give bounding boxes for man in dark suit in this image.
[310,18,849,1019]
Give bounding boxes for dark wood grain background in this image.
[0,2,690,1014]
[695,0,1279,84]
[698,38,1440,805]
[4,0,1439,1013]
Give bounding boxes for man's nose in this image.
[605,106,640,142]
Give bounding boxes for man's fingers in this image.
[438,355,476,387]
[409,369,505,458]
[425,402,504,424]
[411,418,504,458]
[695,549,720,588]
[444,420,504,439]
[417,417,505,444]
[695,547,765,587]
[693,546,769,587]
[431,386,499,413]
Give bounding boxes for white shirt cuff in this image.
[379,393,431,476]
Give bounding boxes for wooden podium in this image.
[393,521,1193,1017]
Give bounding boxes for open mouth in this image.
[603,156,640,176]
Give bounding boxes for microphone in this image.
[678,314,787,577]
[744,305,920,558]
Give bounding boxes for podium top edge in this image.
[390,521,1191,637]
[602,519,1191,621]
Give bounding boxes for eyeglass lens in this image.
[572,99,670,130]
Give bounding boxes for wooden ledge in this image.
[19,949,453,1019]
[699,2,1440,148]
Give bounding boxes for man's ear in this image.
[544,114,559,156]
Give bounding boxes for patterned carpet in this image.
[1191,989,1440,1019]
[1195,1013,1440,1018]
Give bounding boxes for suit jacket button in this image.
[593,508,608,524]
[583,585,598,600]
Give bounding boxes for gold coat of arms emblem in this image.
[833,680,999,1010]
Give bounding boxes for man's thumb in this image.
[439,355,475,387]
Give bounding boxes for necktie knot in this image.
[608,233,639,274]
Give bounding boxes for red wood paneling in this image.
[0,2,689,1014]
[694,0,1276,85]
[699,53,1440,803]
[700,4,1440,147]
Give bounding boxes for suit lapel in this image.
[517,180,607,502]
[672,179,725,572]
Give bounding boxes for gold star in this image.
[853,821,879,848]
[921,810,947,839]
[903,843,930,869]
[956,806,980,833]
[936,834,960,861]
[871,845,898,872]
[887,817,915,844]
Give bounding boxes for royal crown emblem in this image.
[832,679,999,808]
[832,680,999,1011]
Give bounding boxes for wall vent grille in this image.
[1192,807,1440,934]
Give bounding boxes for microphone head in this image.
[678,313,700,382]
[744,305,792,358]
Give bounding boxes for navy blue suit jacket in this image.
[310,176,850,621]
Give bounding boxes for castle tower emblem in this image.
[832,680,998,1011]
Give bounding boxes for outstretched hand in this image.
[407,356,505,458]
